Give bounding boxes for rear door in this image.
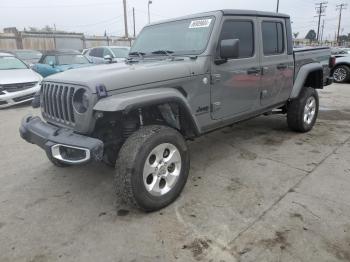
[258,18,294,106]
[211,16,261,120]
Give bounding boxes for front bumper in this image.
[19,115,103,165]
[0,83,40,108]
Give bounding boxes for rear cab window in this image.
[262,21,285,55]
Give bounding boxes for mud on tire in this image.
[115,125,190,212]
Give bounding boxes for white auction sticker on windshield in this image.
[189,19,212,29]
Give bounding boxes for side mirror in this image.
[220,39,240,60]
[49,61,55,67]
[104,55,113,63]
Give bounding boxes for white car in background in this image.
[85,46,130,64]
[0,52,42,108]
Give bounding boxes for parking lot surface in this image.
[0,83,350,262]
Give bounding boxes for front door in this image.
[211,17,261,120]
[258,17,294,106]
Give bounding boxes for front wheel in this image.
[287,87,319,133]
[115,125,190,212]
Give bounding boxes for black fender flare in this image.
[93,88,201,135]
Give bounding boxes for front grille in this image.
[41,83,75,126]
[1,82,37,93]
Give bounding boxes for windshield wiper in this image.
[151,50,174,57]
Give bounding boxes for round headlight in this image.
[73,88,89,114]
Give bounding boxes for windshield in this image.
[0,56,28,70]
[57,54,90,65]
[130,16,214,56]
[14,50,42,61]
[111,48,130,58]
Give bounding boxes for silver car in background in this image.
[0,52,42,108]
[0,49,42,65]
[85,46,130,64]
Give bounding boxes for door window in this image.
[262,22,285,55]
[219,20,254,58]
[43,56,56,65]
[103,48,113,57]
[89,48,104,58]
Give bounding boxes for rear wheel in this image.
[287,87,319,133]
[115,125,190,212]
[333,65,350,83]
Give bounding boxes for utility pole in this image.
[336,3,347,46]
[315,2,327,42]
[276,0,280,13]
[148,1,152,24]
[132,7,136,38]
[321,19,325,43]
[123,0,129,38]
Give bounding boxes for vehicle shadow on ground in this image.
[42,115,295,213]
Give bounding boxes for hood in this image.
[0,68,42,85]
[45,58,197,92]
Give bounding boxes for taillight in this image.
[329,56,336,68]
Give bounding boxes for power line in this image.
[315,2,328,42]
[336,3,347,45]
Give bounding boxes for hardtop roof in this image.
[148,9,290,26]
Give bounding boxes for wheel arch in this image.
[331,62,350,73]
[93,88,201,137]
[290,63,323,99]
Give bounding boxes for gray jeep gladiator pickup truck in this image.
[20,10,333,211]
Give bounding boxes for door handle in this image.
[247,68,262,75]
[277,64,287,70]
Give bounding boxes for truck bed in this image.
[293,47,331,84]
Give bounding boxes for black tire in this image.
[333,65,350,83]
[115,125,190,212]
[46,151,71,167]
[287,87,319,133]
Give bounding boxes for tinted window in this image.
[89,48,103,58]
[43,56,56,65]
[219,20,254,58]
[262,22,285,55]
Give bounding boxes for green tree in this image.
[305,30,317,43]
